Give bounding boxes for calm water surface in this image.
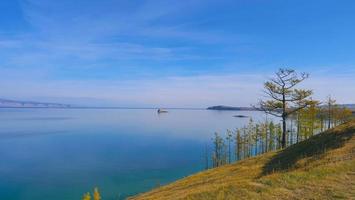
[0,108,267,199]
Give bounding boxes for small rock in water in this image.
[233,115,248,118]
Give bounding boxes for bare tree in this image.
[259,68,313,148]
[226,130,233,164]
[325,96,336,129]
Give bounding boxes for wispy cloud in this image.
[1,70,354,107]
[12,0,228,63]
[0,73,264,107]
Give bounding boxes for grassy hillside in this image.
[130,120,355,200]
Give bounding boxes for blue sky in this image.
[1,0,355,107]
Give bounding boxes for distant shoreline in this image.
[0,106,263,111]
[0,106,206,110]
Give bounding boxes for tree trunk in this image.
[297,112,300,143]
[328,102,331,129]
[281,86,287,148]
[282,116,286,148]
[228,141,231,164]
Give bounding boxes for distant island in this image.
[0,98,71,108]
[207,105,259,111]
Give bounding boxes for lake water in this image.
[0,108,267,200]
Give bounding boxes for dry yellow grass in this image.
[129,120,355,200]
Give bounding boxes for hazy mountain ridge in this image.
[340,104,355,110]
[0,98,71,108]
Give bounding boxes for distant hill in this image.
[319,104,355,113]
[341,104,355,111]
[0,98,71,108]
[130,120,355,200]
[207,105,258,111]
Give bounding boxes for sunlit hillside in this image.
[130,120,355,200]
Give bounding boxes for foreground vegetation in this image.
[82,187,101,200]
[209,69,353,168]
[130,120,355,200]
[209,101,353,168]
